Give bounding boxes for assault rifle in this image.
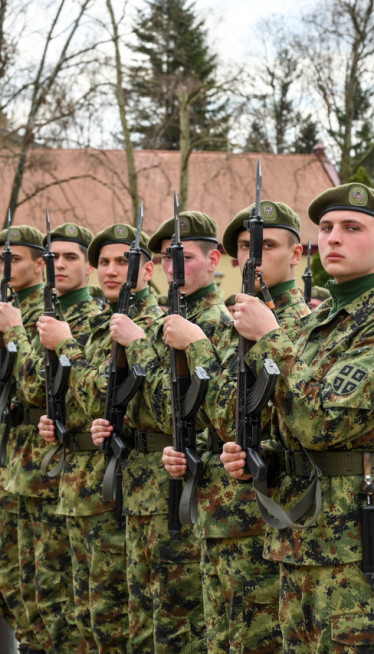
[302,239,312,306]
[167,191,209,538]
[235,158,280,481]
[102,204,146,502]
[0,211,18,465]
[42,210,70,478]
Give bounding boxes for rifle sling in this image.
[41,433,100,478]
[179,472,200,526]
[252,449,374,530]
[253,472,322,531]
[102,432,177,503]
[0,420,11,467]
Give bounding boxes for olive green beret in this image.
[42,223,93,248]
[148,211,218,254]
[223,201,301,258]
[87,223,151,268]
[0,225,44,250]
[225,294,236,306]
[308,183,374,224]
[311,285,330,300]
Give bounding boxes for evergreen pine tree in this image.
[126,0,229,151]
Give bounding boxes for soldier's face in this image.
[160,239,216,297]
[97,243,131,302]
[0,245,44,291]
[236,228,300,290]
[97,242,150,302]
[52,241,91,296]
[318,210,374,283]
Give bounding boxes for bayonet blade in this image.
[174,190,180,244]
[46,209,51,249]
[255,156,262,218]
[5,210,11,250]
[134,201,144,249]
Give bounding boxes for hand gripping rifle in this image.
[235,158,280,482]
[41,210,71,478]
[302,239,312,306]
[102,204,146,503]
[167,191,209,538]
[0,211,19,465]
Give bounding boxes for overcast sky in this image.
[192,0,318,62]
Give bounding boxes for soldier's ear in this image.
[36,256,45,273]
[142,260,154,283]
[290,243,303,266]
[207,248,221,272]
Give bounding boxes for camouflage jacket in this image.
[4,288,102,500]
[0,284,44,492]
[184,285,309,538]
[54,289,164,516]
[246,283,374,566]
[124,283,233,516]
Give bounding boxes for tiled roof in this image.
[2,148,338,245]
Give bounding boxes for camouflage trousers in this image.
[19,495,86,653]
[66,509,129,654]
[126,513,206,654]
[280,560,374,653]
[201,535,282,653]
[0,492,44,651]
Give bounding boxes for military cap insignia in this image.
[332,365,366,395]
[180,218,191,234]
[65,224,78,237]
[10,228,21,241]
[114,225,128,239]
[348,186,368,207]
[261,202,277,222]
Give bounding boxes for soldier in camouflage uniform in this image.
[91,211,233,653]
[38,223,160,653]
[222,182,374,652]
[0,223,102,653]
[0,226,49,653]
[162,202,309,652]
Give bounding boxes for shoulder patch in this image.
[332,365,366,395]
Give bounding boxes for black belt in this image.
[65,433,100,452]
[11,406,45,427]
[284,449,374,477]
[134,431,173,453]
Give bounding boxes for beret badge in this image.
[348,185,368,207]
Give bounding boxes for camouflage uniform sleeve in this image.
[4,324,46,407]
[126,335,213,433]
[55,338,108,419]
[126,337,174,432]
[247,326,374,450]
[185,337,237,441]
